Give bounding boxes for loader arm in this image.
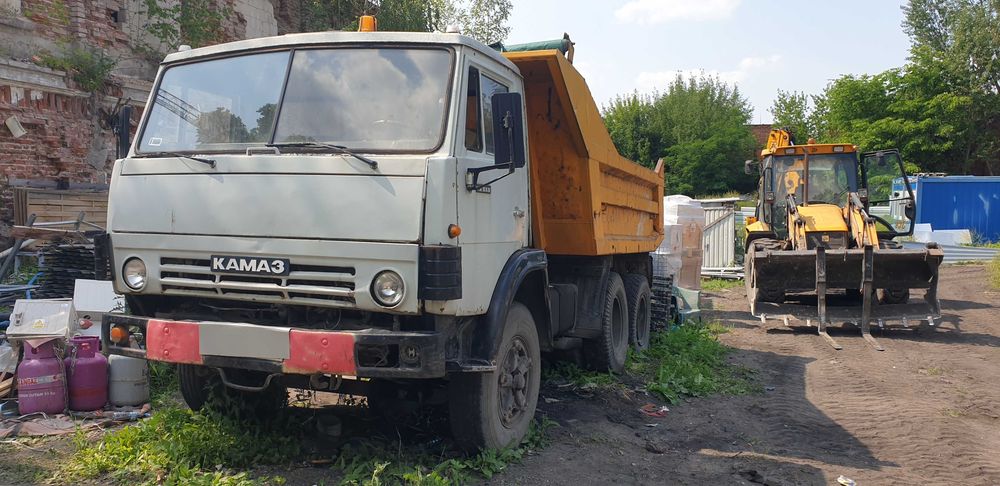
[845,193,879,248]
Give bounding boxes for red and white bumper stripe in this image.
[145,319,358,375]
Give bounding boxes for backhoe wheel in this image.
[584,272,629,373]
[877,288,910,304]
[623,273,652,351]
[747,239,786,303]
[449,302,540,452]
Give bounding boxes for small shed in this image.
[914,176,1000,242]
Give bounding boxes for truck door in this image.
[454,63,530,315]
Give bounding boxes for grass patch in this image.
[629,322,758,404]
[149,361,180,407]
[332,418,556,485]
[60,370,557,486]
[543,362,619,390]
[545,322,757,405]
[989,253,1000,290]
[2,259,39,285]
[58,406,303,485]
[701,278,743,292]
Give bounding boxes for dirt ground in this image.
[489,264,1000,485]
[1,264,997,485]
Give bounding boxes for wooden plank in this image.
[10,226,92,241]
[8,179,109,190]
[29,201,106,209]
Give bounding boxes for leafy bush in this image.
[37,46,116,93]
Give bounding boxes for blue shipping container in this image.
[915,176,1000,242]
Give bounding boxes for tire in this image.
[179,365,286,417]
[877,288,910,304]
[178,364,214,411]
[584,272,629,373]
[449,302,541,451]
[746,239,785,303]
[623,274,652,351]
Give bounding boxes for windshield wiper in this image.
[136,151,216,168]
[266,142,378,170]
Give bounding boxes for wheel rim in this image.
[612,298,626,352]
[497,336,531,428]
[637,296,649,345]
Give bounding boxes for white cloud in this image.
[615,0,741,24]
[738,55,783,71]
[635,55,782,91]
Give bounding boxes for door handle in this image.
[513,207,525,218]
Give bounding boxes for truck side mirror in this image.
[491,92,525,169]
[116,105,133,158]
[744,160,757,175]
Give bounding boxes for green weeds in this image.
[545,322,758,405]
[334,418,555,485]
[630,323,757,403]
[700,278,743,292]
[59,406,301,485]
[989,253,1000,289]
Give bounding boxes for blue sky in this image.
[505,0,912,123]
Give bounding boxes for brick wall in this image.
[0,0,280,229]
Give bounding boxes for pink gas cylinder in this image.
[64,336,108,411]
[16,340,66,415]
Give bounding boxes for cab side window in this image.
[481,75,509,154]
[464,67,483,152]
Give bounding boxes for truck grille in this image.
[158,257,356,307]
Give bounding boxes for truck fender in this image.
[471,249,549,364]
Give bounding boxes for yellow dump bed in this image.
[503,50,664,256]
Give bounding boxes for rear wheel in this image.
[449,302,540,451]
[584,272,629,372]
[623,274,652,351]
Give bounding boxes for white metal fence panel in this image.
[703,205,736,269]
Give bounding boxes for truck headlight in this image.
[123,258,147,290]
[372,270,404,307]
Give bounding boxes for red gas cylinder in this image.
[16,340,66,415]
[64,336,108,411]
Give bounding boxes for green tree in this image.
[298,0,512,44]
[902,0,1000,174]
[602,91,659,165]
[769,90,814,142]
[603,74,757,196]
[455,0,512,45]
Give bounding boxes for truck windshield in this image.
[138,47,453,154]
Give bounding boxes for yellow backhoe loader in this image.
[743,130,944,350]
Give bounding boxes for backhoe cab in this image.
[744,130,944,350]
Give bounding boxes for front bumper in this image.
[102,314,445,379]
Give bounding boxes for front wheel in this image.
[449,302,541,451]
[178,365,286,416]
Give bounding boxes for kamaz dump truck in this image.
[99,24,664,450]
[744,130,944,350]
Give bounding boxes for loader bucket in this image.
[747,244,945,325]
